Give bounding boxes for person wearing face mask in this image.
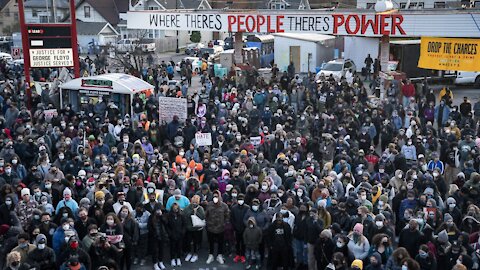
[0,194,16,226]
[414,244,437,270]
[10,156,27,181]
[165,189,190,211]
[166,203,186,267]
[52,218,78,257]
[229,193,248,263]
[117,205,138,270]
[5,251,29,270]
[267,212,294,269]
[205,191,230,265]
[444,197,462,225]
[55,188,79,216]
[398,219,423,258]
[0,164,21,187]
[38,212,56,247]
[243,217,262,269]
[15,188,39,229]
[12,233,36,264]
[25,234,56,269]
[182,195,205,263]
[347,223,370,260]
[112,191,134,215]
[74,208,96,240]
[99,213,125,266]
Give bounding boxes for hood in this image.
[437,229,449,244]
[213,190,222,202]
[395,169,403,178]
[247,217,257,226]
[222,169,230,178]
[246,184,258,193]
[371,252,382,264]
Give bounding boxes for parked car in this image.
[116,38,155,53]
[315,59,356,81]
[175,57,212,73]
[168,80,181,90]
[455,71,480,88]
[185,43,204,56]
[0,52,13,62]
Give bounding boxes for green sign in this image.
[81,79,113,88]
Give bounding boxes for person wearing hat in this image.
[314,229,335,270]
[230,193,249,263]
[14,187,38,229]
[26,233,56,269]
[348,223,370,260]
[112,191,134,214]
[60,255,86,270]
[351,259,364,270]
[166,189,190,211]
[55,187,79,216]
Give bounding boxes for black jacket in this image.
[231,203,249,232]
[305,217,323,244]
[26,246,56,270]
[148,214,168,242]
[166,211,186,241]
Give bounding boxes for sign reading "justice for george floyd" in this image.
[127,11,480,37]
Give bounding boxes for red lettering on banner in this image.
[237,15,245,32]
[392,15,406,35]
[267,15,275,33]
[228,15,236,32]
[345,15,360,34]
[332,14,345,34]
[361,15,379,35]
[246,15,256,32]
[380,15,390,35]
[276,15,285,33]
[257,15,265,32]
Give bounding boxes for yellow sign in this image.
[418,37,480,72]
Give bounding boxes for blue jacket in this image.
[55,199,79,215]
[165,195,190,211]
[434,105,451,125]
[399,198,417,220]
[52,227,77,257]
[427,160,444,174]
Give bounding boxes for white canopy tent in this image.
[59,73,154,115]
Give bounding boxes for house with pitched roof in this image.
[0,0,19,35]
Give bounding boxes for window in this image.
[399,2,424,8]
[84,6,91,18]
[148,6,159,10]
[270,3,286,9]
[32,9,38,17]
[366,2,376,8]
[40,16,48,23]
[5,8,9,17]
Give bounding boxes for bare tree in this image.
[110,30,153,76]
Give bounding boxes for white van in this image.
[0,52,13,62]
[455,71,480,87]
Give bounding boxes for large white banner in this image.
[127,11,480,38]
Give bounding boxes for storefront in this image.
[59,73,154,116]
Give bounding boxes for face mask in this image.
[360,195,367,200]
[232,193,238,198]
[19,243,28,249]
[62,213,69,218]
[433,172,439,178]
[11,159,17,165]
[213,197,219,204]
[398,174,403,179]
[106,220,114,226]
[238,200,244,205]
[379,169,384,173]
[5,200,12,206]
[297,191,303,197]
[336,241,344,248]
[120,212,128,218]
[280,209,287,214]
[45,183,52,189]
[5,168,11,174]
[38,243,46,249]
[249,224,254,228]
[123,138,129,143]
[252,205,259,211]
[261,185,268,192]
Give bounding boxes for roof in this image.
[273,33,335,42]
[76,20,119,36]
[114,0,130,13]
[24,0,70,8]
[0,0,10,11]
[163,0,210,9]
[390,39,421,45]
[60,73,154,95]
[75,0,121,25]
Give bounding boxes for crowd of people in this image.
[0,54,480,270]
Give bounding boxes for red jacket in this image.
[402,84,415,97]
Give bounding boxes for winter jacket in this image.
[166,211,186,240]
[243,208,270,231]
[121,217,139,246]
[231,203,249,232]
[305,217,324,244]
[147,214,168,241]
[134,210,150,235]
[347,234,370,260]
[183,204,206,231]
[205,193,230,234]
[243,217,263,250]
